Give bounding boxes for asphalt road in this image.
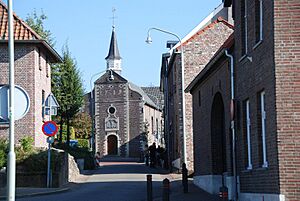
[16,162,170,201]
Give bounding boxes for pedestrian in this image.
[144,144,149,166]
[95,152,101,168]
[149,142,157,168]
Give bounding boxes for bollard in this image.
[147,174,153,201]
[219,186,228,201]
[162,178,170,201]
[182,163,188,193]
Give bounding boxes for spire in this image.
[105,28,122,60]
[105,8,122,74]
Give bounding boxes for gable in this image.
[94,70,127,84]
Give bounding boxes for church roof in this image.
[128,82,159,109]
[141,87,164,110]
[105,27,121,60]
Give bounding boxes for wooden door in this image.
[107,135,118,155]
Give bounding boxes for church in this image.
[90,26,164,158]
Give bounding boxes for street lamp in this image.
[146,27,187,165]
[89,70,114,153]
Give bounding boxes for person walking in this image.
[149,142,157,168]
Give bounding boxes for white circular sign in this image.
[0,85,30,121]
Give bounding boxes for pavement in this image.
[0,161,223,201]
[0,186,70,200]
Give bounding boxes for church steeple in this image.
[105,26,122,74]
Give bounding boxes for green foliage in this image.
[57,124,76,142]
[0,138,7,169]
[20,136,34,153]
[71,113,92,139]
[53,142,95,170]
[77,139,89,148]
[17,150,62,172]
[25,10,55,46]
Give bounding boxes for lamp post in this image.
[89,70,114,153]
[146,27,187,165]
[7,0,16,200]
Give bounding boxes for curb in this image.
[0,187,70,200]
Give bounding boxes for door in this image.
[107,135,118,155]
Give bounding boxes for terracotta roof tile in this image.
[0,0,41,40]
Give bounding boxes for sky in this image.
[5,0,222,91]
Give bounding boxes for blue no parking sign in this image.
[42,121,58,137]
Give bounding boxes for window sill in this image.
[253,40,263,50]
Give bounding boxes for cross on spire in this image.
[111,7,117,29]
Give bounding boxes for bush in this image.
[0,138,8,169]
[53,142,95,170]
[77,139,89,148]
[20,136,34,152]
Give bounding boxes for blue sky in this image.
[6,0,222,91]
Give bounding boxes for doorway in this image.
[107,135,118,155]
[211,92,227,175]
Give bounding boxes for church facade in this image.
[92,27,163,158]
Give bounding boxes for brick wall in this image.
[170,20,233,170]
[0,44,50,147]
[274,0,300,200]
[234,0,280,195]
[191,57,231,177]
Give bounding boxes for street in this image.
[16,162,170,201]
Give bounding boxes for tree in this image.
[26,11,84,145]
[71,112,92,139]
[55,45,84,145]
[25,10,55,46]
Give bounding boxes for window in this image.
[151,117,154,134]
[255,0,263,43]
[257,91,268,167]
[46,57,49,77]
[243,99,252,170]
[42,90,45,119]
[38,48,42,70]
[241,0,248,56]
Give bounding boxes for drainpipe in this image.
[225,49,237,201]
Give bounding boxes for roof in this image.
[176,17,233,50]
[128,82,159,109]
[141,87,164,109]
[0,0,61,62]
[171,3,233,51]
[185,33,234,93]
[105,27,121,60]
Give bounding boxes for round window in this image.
[108,106,116,114]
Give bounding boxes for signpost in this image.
[42,121,58,188]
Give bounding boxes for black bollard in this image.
[162,178,170,201]
[147,174,153,201]
[182,163,188,193]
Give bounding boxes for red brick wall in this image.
[191,57,232,176]
[274,0,300,200]
[0,44,50,147]
[170,21,233,170]
[234,0,280,194]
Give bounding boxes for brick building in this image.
[160,3,233,170]
[0,1,61,147]
[92,27,163,158]
[186,0,300,200]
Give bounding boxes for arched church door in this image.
[211,93,227,175]
[107,135,118,155]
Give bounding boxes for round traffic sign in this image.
[42,121,58,137]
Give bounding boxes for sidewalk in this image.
[153,175,223,201]
[0,186,70,200]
